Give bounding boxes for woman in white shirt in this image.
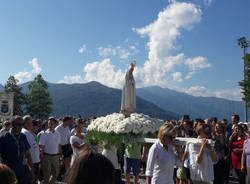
[70,119,85,166]
[146,123,180,184]
[184,124,217,184]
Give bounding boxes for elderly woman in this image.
[146,123,180,184]
[241,124,250,183]
[184,124,217,184]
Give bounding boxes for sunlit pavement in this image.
[39,172,239,184]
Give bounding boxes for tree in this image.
[4,75,26,115]
[26,74,53,119]
[239,53,250,107]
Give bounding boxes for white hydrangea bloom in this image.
[87,113,163,135]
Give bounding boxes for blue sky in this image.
[0,0,250,101]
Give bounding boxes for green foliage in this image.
[4,75,26,115]
[26,74,53,119]
[85,130,157,149]
[239,54,250,107]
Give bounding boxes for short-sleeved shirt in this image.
[39,130,61,154]
[55,124,71,146]
[70,135,84,166]
[125,143,141,159]
[22,128,40,164]
[0,132,30,177]
[185,142,215,182]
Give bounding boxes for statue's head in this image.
[131,60,136,69]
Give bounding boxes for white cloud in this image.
[213,89,242,101]
[185,56,211,71]
[83,58,124,88]
[98,45,138,60]
[79,45,87,54]
[184,85,242,101]
[133,1,202,86]
[59,75,85,84]
[130,45,136,50]
[28,58,41,74]
[184,56,211,79]
[14,57,41,83]
[118,47,130,60]
[136,53,184,86]
[98,46,117,58]
[186,85,207,96]
[14,70,32,83]
[60,1,213,91]
[172,72,183,82]
[58,59,125,88]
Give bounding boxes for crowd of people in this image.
[0,114,250,184]
[0,115,88,184]
[142,115,250,184]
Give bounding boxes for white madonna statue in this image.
[120,61,136,117]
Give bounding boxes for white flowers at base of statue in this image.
[87,113,163,135]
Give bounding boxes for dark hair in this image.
[181,115,190,121]
[215,122,224,131]
[32,120,39,126]
[235,124,244,134]
[0,163,17,184]
[232,114,240,122]
[195,118,205,124]
[210,117,217,123]
[196,124,211,136]
[65,148,115,184]
[63,116,72,122]
[222,119,228,124]
[10,116,23,126]
[76,118,83,124]
[41,120,47,130]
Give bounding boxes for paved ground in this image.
[42,169,240,184]
[52,174,239,184]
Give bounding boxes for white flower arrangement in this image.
[87,112,163,135]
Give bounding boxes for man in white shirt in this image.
[22,115,40,184]
[55,116,72,172]
[39,117,61,184]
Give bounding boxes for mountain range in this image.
[19,82,178,119]
[0,82,248,120]
[137,86,247,120]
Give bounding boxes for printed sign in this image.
[0,92,14,121]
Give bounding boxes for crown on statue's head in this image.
[131,60,136,67]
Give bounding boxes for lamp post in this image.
[238,36,249,122]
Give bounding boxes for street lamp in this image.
[238,36,249,122]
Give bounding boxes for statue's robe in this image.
[121,70,136,116]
